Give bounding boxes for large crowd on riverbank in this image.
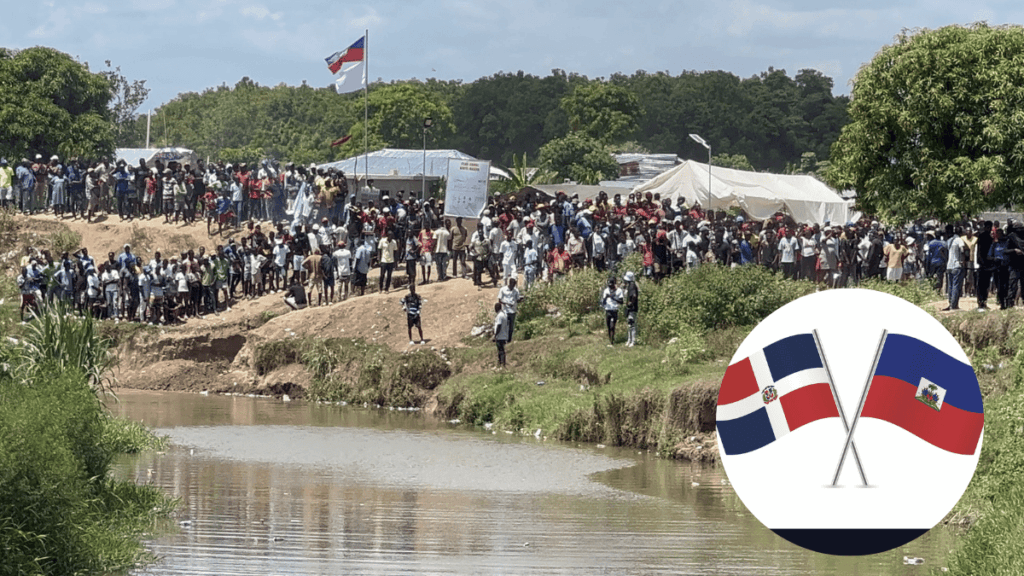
[9,152,1024,334]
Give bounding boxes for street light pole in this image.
[422,117,433,201]
[689,133,712,216]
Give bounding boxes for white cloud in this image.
[241,5,270,19]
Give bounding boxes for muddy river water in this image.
[109,390,953,575]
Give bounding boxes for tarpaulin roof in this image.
[632,160,860,226]
[319,148,508,179]
[115,147,198,166]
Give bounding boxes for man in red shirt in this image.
[417,226,435,284]
[547,243,571,283]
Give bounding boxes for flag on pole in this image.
[331,135,352,148]
[716,334,839,455]
[325,36,365,73]
[333,61,366,94]
[859,334,983,455]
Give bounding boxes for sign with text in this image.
[444,159,489,219]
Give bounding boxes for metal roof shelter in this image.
[319,148,508,180]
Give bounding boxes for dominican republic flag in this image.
[717,333,839,455]
[325,36,365,73]
[860,333,983,455]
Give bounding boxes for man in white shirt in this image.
[777,228,799,280]
[497,277,523,342]
[492,301,509,368]
[434,221,451,282]
[601,277,624,345]
[272,239,290,293]
[523,240,539,291]
[499,231,518,285]
[333,240,353,300]
[944,226,967,311]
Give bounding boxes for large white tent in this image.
[633,160,859,226]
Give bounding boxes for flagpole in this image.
[363,28,369,190]
[813,329,868,487]
[831,330,888,487]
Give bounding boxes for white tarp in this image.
[633,160,860,226]
[115,147,198,167]
[444,158,489,218]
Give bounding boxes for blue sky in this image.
[3,0,1018,109]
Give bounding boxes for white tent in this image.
[633,160,860,226]
[115,147,198,167]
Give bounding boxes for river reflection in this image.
[110,390,953,575]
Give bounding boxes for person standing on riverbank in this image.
[401,283,425,345]
[493,301,509,368]
[623,271,639,347]
[497,277,523,342]
[601,277,624,345]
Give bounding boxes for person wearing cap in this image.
[0,158,13,210]
[623,270,640,347]
[31,155,48,214]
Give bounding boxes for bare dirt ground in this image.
[20,213,501,395]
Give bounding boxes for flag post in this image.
[363,28,369,190]
[831,330,888,486]
[813,329,869,487]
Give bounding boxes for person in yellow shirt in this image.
[883,236,909,282]
[0,158,13,209]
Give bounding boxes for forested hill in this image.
[130,67,848,174]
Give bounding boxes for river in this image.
[109,390,953,575]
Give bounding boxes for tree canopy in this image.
[828,24,1024,222]
[538,132,619,184]
[136,66,847,173]
[0,47,114,161]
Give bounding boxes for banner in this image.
[444,158,489,218]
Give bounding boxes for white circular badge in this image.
[716,289,983,555]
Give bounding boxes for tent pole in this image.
[708,147,712,216]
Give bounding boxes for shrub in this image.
[0,367,174,574]
[664,325,708,375]
[253,338,305,375]
[48,226,82,255]
[11,301,116,392]
[857,277,937,307]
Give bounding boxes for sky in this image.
[3,0,1018,110]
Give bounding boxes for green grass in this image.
[101,416,169,454]
[0,365,175,575]
[436,328,721,457]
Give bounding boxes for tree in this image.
[99,61,149,147]
[561,81,642,143]
[491,153,558,193]
[538,132,619,185]
[0,47,114,160]
[828,24,1024,222]
[712,153,754,171]
[345,83,454,155]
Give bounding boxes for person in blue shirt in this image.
[352,234,372,297]
[113,162,132,220]
[739,232,754,265]
[16,159,35,214]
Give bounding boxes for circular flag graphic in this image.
[716,289,983,556]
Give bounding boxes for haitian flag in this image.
[325,36,365,74]
[860,333,984,455]
[717,333,839,455]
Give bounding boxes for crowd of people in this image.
[10,151,1024,366]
